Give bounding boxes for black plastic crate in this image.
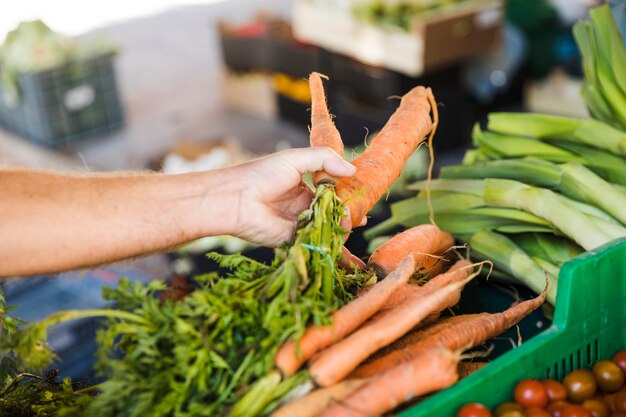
[269,22,326,79]
[218,20,272,72]
[333,88,396,147]
[329,53,403,102]
[0,52,124,147]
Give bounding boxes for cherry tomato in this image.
[543,380,569,402]
[612,351,626,375]
[564,369,597,403]
[526,407,552,417]
[593,361,625,393]
[494,402,523,417]
[515,379,550,408]
[582,398,609,417]
[561,404,591,417]
[457,402,492,417]
[601,392,618,412]
[611,412,626,417]
[548,400,572,417]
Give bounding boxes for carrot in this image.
[309,72,345,186]
[352,314,488,378]
[367,259,472,322]
[309,262,476,387]
[275,254,418,376]
[353,288,547,378]
[270,379,367,417]
[334,86,437,228]
[368,224,454,278]
[319,348,460,417]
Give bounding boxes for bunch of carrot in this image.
[263,73,548,417]
[269,225,547,417]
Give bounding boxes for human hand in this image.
[224,147,357,247]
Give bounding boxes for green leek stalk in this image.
[469,230,557,304]
[483,178,626,250]
[511,233,583,267]
[408,178,626,250]
[363,190,554,240]
[472,124,585,163]
[440,159,626,226]
[549,141,626,186]
[487,113,626,156]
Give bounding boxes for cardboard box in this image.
[292,0,503,76]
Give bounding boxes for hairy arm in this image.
[0,168,236,276]
[0,147,357,277]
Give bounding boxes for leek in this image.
[469,230,557,304]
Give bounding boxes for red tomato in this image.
[543,379,568,402]
[514,379,550,408]
[457,402,492,417]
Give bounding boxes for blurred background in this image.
[0,0,620,383]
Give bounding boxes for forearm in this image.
[0,168,236,276]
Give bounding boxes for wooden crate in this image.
[292,0,503,76]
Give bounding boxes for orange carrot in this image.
[275,254,418,376]
[353,289,546,378]
[335,86,437,228]
[309,262,476,387]
[270,379,367,417]
[367,259,472,322]
[364,314,484,360]
[309,72,344,186]
[352,314,487,378]
[319,348,460,417]
[368,224,454,278]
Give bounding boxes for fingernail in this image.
[342,160,357,174]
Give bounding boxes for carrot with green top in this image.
[275,225,454,376]
[274,254,417,376]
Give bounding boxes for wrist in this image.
[186,168,242,239]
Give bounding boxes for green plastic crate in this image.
[401,237,626,416]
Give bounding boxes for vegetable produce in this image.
[367,223,454,278]
[463,350,626,417]
[514,379,549,408]
[457,402,492,417]
[333,84,437,228]
[309,72,344,185]
[573,5,626,131]
[592,361,625,393]
[352,0,472,31]
[564,369,597,403]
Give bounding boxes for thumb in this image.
[279,148,356,177]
